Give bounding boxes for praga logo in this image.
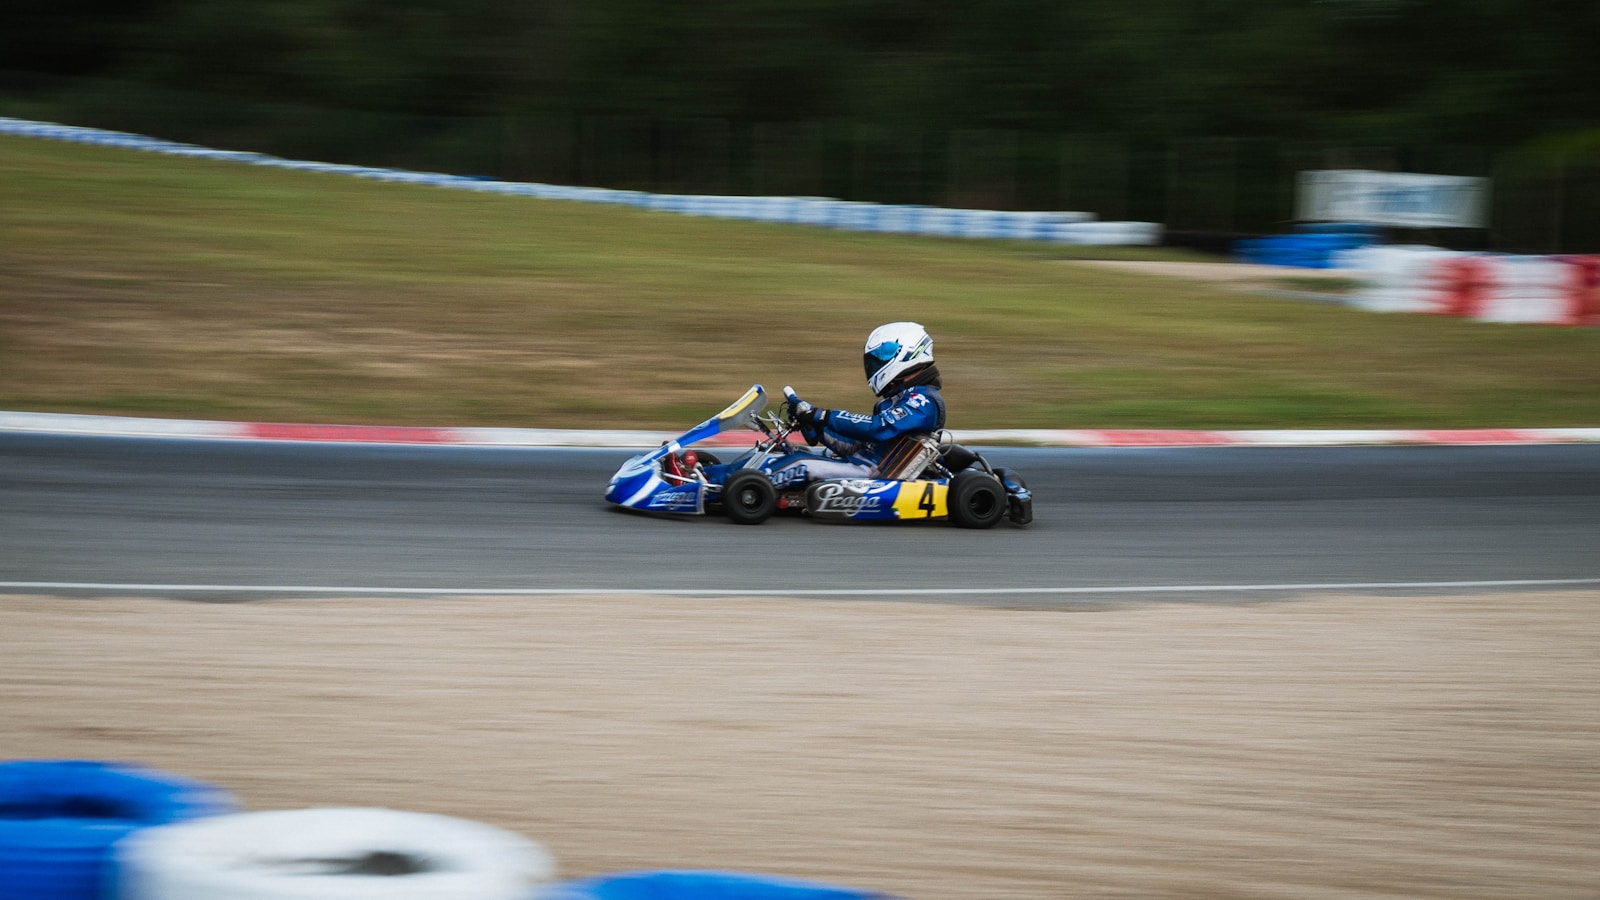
[811,481,882,515]
[651,489,701,510]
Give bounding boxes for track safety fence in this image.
[0,116,1159,246]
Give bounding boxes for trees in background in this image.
[5,0,1598,247]
[7,0,1597,147]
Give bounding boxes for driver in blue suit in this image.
[772,321,947,487]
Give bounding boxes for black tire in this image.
[948,470,1006,529]
[721,470,777,525]
[694,451,722,466]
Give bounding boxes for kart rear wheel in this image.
[722,470,777,525]
[949,470,1005,529]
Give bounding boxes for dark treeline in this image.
[9,0,1599,144]
[5,0,1600,247]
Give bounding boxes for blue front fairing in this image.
[639,480,706,513]
[605,454,708,513]
[609,446,831,516]
[606,385,770,515]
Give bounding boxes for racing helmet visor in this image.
[863,340,900,380]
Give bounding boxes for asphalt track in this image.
[2,434,1598,604]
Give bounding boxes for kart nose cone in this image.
[605,454,655,505]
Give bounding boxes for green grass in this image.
[1,134,1596,429]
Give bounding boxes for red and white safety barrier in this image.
[3,410,1597,448]
[1341,245,1600,325]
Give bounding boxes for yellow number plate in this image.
[892,480,948,519]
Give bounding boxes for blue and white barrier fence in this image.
[0,116,1159,246]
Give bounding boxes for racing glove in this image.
[788,397,829,445]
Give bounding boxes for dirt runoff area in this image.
[2,591,1596,899]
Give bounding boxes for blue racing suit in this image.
[768,385,946,488]
[812,385,946,465]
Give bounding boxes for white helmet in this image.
[863,321,934,396]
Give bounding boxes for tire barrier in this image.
[1339,245,1600,325]
[0,116,1158,246]
[539,869,896,900]
[1337,244,1472,314]
[1566,255,1600,323]
[1233,222,1381,269]
[113,807,555,900]
[0,760,235,900]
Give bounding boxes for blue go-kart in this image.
[604,385,1031,527]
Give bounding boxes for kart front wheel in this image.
[949,470,1006,529]
[722,470,777,525]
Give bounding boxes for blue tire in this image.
[0,760,235,900]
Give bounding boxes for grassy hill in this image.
[2,134,1595,430]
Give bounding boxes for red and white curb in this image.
[3,411,1599,448]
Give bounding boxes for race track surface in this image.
[3,435,1598,603]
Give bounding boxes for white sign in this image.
[1297,169,1488,229]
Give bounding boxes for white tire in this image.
[115,807,555,900]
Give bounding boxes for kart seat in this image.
[938,442,982,473]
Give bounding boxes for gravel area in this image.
[3,591,1596,898]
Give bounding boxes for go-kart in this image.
[604,385,1032,527]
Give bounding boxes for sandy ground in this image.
[2,591,1596,898]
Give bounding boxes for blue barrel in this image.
[0,760,235,900]
[1236,223,1382,269]
[540,869,896,900]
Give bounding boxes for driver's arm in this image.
[822,388,940,443]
